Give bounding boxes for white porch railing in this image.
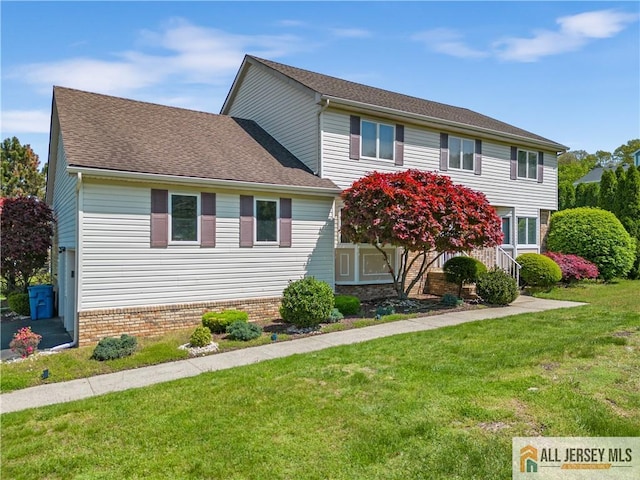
[434,246,521,284]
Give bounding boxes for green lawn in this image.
[1,280,639,479]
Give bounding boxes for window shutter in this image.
[474,139,482,175]
[201,192,216,248]
[537,151,544,183]
[394,124,404,166]
[349,115,360,160]
[150,189,168,248]
[510,147,518,180]
[239,195,254,248]
[279,198,292,248]
[439,133,449,171]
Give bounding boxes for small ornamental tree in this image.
[544,252,599,283]
[340,170,503,299]
[0,196,55,293]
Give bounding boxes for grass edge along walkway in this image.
[0,296,585,414]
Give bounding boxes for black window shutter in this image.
[474,139,482,175]
[150,189,168,248]
[201,192,216,248]
[239,195,254,248]
[537,151,544,183]
[439,133,449,171]
[349,115,360,160]
[395,124,404,166]
[510,147,518,180]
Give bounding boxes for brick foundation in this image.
[335,283,397,301]
[425,270,477,299]
[78,297,281,347]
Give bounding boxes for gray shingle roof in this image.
[53,86,338,190]
[248,56,565,149]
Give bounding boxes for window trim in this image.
[448,135,476,172]
[517,149,539,180]
[517,216,538,246]
[254,197,279,244]
[360,119,395,161]
[168,192,200,245]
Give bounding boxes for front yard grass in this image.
[1,280,638,479]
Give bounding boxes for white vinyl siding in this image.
[78,181,334,310]
[321,109,558,211]
[52,133,77,248]
[225,63,319,174]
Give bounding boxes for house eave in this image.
[321,95,568,152]
[65,166,342,197]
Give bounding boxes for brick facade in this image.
[539,210,551,252]
[78,297,281,346]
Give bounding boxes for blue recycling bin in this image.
[28,285,54,320]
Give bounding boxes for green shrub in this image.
[190,326,212,347]
[226,321,262,341]
[326,308,344,323]
[443,256,487,297]
[334,295,361,315]
[202,309,248,334]
[476,268,519,305]
[441,293,463,307]
[91,334,137,361]
[375,305,395,317]
[7,292,30,316]
[546,207,635,281]
[280,277,334,328]
[516,253,562,288]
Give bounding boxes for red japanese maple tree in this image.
[0,196,55,293]
[340,169,503,298]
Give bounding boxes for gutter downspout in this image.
[317,98,330,178]
[50,171,82,351]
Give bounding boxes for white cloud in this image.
[494,9,637,62]
[412,28,488,59]
[1,110,51,134]
[10,18,306,97]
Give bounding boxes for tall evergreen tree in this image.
[598,169,617,212]
[558,181,575,210]
[618,165,640,238]
[575,182,599,208]
[1,137,46,199]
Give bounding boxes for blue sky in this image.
[2,1,639,165]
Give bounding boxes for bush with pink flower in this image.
[9,326,42,358]
[544,252,599,283]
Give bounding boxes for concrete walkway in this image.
[0,296,586,414]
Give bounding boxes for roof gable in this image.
[52,86,338,191]
[239,55,566,150]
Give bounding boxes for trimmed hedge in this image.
[280,277,334,328]
[334,295,361,316]
[91,334,137,361]
[7,292,30,316]
[546,207,635,281]
[202,310,248,334]
[516,253,562,288]
[443,256,487,296]
[190,326,212,347]
[476,268,519,305]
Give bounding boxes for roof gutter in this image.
[65,166,342,197]
[321,95,568,152]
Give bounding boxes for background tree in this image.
[613,139,640,165]
[574,182,599,208]
[1,136,46,199]
[0,197,55,293]
[558,181,575,211]
[340,170,503,299]
[557,151,597,184]
[598,169,617,212]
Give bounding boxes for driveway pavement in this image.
[0,295,586,414]
[1,317,72,361]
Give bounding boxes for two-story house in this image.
[46,55,567,346]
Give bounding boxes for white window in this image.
[361,120,394,160]
[255,198,278,243]
[501,217,511,245]
[170,193,199,243]
[517,150,538,179]
[517,217,537,245]
[449,136,475,171]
